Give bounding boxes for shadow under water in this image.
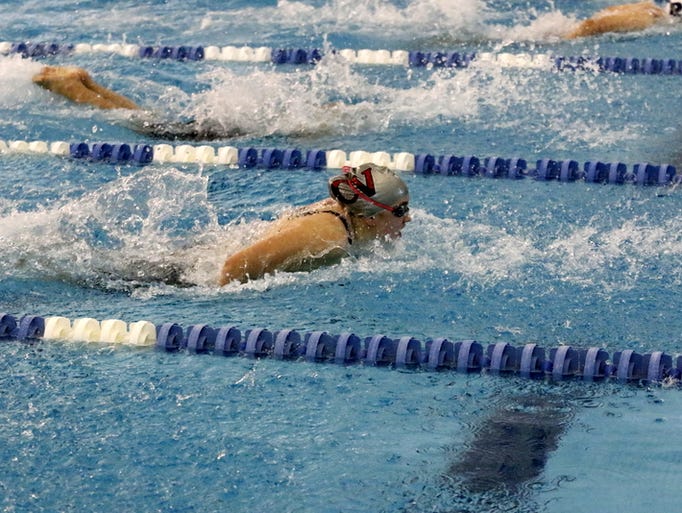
[445,392,574,511]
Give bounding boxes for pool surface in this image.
[1,1,681,511]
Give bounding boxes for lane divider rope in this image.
[1,139,678,187]
[1,41,681,75]
[1,312,680,385]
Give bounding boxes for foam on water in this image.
[0,55,47,108]
[180,58,480,138]
[489,10,578,42]
[0,167,220,288]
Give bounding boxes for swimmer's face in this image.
[372,199,411,239]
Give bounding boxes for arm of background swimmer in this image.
[219,215,350,285]
[32,67,140,110]
[565,4,664,38]
[78,71,141,110]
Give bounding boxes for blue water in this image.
[1,0,682,511]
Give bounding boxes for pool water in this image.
[1,0,681,511]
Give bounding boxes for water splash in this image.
[0,167,228,289]
[174,57,481,138]
[0,55,47,109]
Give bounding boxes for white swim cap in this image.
[329,163,409,217]
[670,1,682,16]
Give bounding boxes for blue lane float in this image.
[305,331,337,362]
[395,336,422,368]
[413,153,677,187]
[274,329,303,360]
[234,147,325,170]
[7,41,72,58]
[2,312,681,386]
[0,314,44,341]
[138,45,205,61]
[408,50,476,68]
[68,142,154,165]
[487,342,517,374]
[556,55,682,75]
[271,48,322,65]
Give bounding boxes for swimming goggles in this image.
[391,203,410,218]
[343,176,410,218]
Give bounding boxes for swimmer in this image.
[31,65,238,140]
[219,163,411,285]
[565,1,681,39]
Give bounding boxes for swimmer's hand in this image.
[33,66,90,95]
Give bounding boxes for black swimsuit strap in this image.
[299,209,354,245]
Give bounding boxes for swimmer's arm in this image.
[219,216,350,285]
[78,70,141,110]
[32,66,140,110]
[565,2,666,38]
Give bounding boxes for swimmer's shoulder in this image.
[278,200,354,245]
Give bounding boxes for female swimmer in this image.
[219,163,411,285]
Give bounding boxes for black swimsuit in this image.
[126,113,243,141]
